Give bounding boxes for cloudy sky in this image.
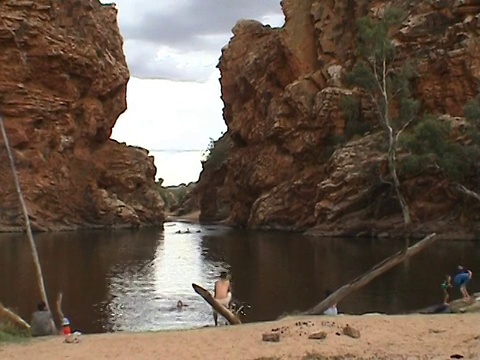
[106,0,285,185]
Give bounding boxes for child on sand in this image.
[441,275,452,305]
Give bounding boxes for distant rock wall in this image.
[195,0,480,238]
[0,0,164,231]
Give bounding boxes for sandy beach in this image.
[1,314,478,360]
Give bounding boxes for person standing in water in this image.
[213,271,232,326]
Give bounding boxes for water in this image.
[0,222,478,334]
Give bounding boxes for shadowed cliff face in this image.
[0,0,164,231]
[194,0,480,238]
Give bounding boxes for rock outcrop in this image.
[0,0,164,231]
[195,0,480,238]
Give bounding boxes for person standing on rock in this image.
[213,271,232,326]
[453,266,473,302]
[440,275,452,305]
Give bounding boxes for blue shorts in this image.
[454,273,470,287]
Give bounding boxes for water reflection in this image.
[0,224,478,334]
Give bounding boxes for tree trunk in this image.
[388,134,411,226]
[192,283,241,325]
[0,116,51,312]
[303,233,436,315]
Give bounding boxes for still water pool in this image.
[0,222,478,333]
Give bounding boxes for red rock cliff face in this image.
[195,0,480,238]
[0,0,164,231]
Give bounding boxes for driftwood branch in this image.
[56,292,65,322]
[0,116,51,313]
[192,283,241,325]
[303,233,437,315]
[0,303,30,331]
[455,183,480,202]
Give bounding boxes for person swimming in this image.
[176,300,189,309]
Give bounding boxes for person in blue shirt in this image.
[453,266,473,302]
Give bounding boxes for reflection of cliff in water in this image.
[0,229,160,333]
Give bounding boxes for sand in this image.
[1,314,478,360]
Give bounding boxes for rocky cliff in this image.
[0,0,164,231]
[194,0,480,239]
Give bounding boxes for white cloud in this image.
[109,0,285,81]
[106,0,285,185]
[111,73,226,186]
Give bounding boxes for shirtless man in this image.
[213,271,232,326]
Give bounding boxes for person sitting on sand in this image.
[323,290,338,316]
[441,275,453,305]
[213,271,232,326]
[453,266,473,302]
[30,301,57,337]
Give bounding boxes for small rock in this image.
[308,331,327,340]
[262,333,280,342]
[342,324,361,339]
[64,334,80,344]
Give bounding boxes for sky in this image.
[106,0,285,186]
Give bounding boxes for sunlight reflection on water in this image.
[103,222,229,331]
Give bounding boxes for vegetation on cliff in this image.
[192,0,480,237]
[156,180,195,213]
[401,93,480,192]
[346,6,416,226]
[201,133,232,170]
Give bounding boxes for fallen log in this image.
[0,303,30,332]
[192,283,241,325]
[304,233,437,315]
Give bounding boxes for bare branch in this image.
[395,116,415,143]
[454,183,480,202]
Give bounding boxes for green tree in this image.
[346,6,417,226]
[201,133,231,170]
[401,93,480,202]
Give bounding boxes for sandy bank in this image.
[1,314,478,359]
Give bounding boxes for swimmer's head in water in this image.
[177,300,183,308]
